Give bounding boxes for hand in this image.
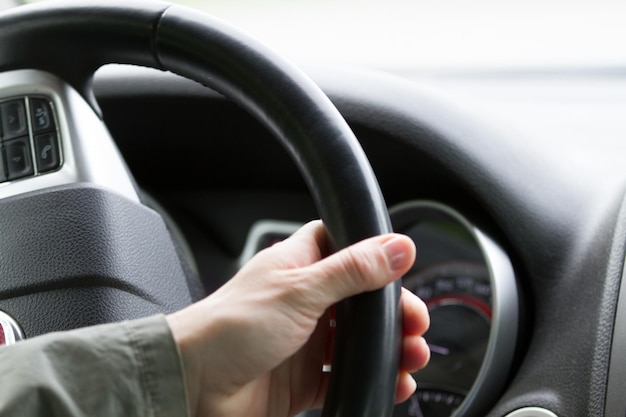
[167,220,430,417]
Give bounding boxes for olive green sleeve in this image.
[0,315,189,417]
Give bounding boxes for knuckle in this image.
[279,270,326,320]
[342,244,387,289]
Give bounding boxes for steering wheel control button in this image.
[5,137,34,180]
[0,99,28,140]
[0,95,62,183]
[30,98,55,132]
[34,132,60,172]
[0,309,24,346]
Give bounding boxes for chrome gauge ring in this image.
[390,201,519,417]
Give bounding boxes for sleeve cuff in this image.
[125,315,190,417]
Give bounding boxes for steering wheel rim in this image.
[0,1,401,416]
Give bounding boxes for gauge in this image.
[390,201,519,417]
[407,262,491,397]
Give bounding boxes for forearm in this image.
[0,315,188,417]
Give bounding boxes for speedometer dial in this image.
[390,201,519,417]
[409,262,491,396]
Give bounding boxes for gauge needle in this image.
[428,343,450,355]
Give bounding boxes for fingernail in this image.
[383,237,411,271]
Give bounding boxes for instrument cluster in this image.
[242,200,519,417]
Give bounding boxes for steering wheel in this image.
[0,1,401,416]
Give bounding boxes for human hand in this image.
[167,220,430,417]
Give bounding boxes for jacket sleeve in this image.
[0,315,189,417]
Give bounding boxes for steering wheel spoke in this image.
[0,69,138,201]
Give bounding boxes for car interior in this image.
[0,1,625,417]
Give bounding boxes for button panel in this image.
[0,96,62,182]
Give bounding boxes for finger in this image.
[305,331,429,409]
[304,234,416,305]
[282,220,326,248]
[402,335,430,373]
[268,220,331,267]
[395,370,417,403]
[308,372,331,410]
[402,288,430,336]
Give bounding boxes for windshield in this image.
[173,0,626,74]
[18,0,626,74]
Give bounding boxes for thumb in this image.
[304,234,416,305]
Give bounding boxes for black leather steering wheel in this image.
[0,1,401,416]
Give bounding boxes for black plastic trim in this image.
[0,183,192,336]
